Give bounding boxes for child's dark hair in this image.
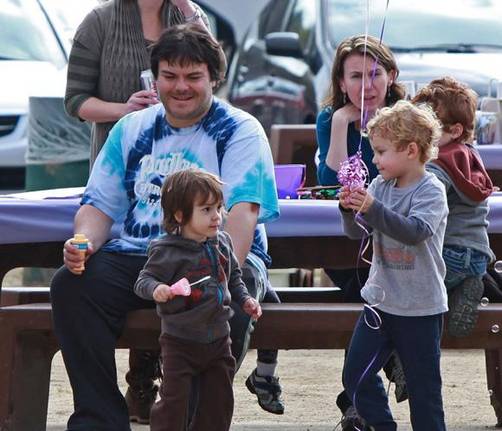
[150,23,227,87]
[412,76,477,143]
[161,168,224,233]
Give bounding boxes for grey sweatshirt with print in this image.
[341,172,449,316]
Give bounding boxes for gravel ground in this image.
[46,349,495,431]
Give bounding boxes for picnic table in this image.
[3,189,502,429]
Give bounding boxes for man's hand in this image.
[153,284,175,302]
[242,297,262,320]
[63,239,94,275]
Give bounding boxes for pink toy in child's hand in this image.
[170,275,211,297]
[170,278,191,296]
[337,151,369,190]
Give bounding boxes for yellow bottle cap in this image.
[73,234,88,242]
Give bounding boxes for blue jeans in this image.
[343,308,446,431]
[443,246,489,291]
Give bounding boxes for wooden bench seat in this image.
[2,302,502,430]
[0,285,343,307]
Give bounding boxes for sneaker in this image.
[339,405,365,431]
[389,355,408,403]
[125,385,158,424]
[245,368,285,414]
[448,277,484,338]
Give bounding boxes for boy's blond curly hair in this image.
[367,100,442,163]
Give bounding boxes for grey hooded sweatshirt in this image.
[134,231,251,343]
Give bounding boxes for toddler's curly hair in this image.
[367,100,442,163]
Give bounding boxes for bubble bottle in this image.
[71,234,89,273]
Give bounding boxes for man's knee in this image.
[50,265,80,307]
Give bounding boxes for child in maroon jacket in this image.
[414,77,496,337]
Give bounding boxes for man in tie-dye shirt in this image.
[51,24,283,431]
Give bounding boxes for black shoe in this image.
[389,355,408,403]
[125,385,158,424]
[245,368,285,414]
[448,277,484,337]
[339,405,365,431]
[383,353,408,403]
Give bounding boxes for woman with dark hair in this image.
[315,34,406,430]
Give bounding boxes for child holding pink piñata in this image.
[339,101,448,430]
[134,168,261,431]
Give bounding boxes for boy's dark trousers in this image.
[343,308,446,431]
[150,334,235,431]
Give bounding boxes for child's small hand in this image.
[153,283,174,302]
[338,186,353,210]
[347,187,374,213]
[243,298,262,320]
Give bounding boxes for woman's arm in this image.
[316,104,360,185]
[77,91,158,123]
[325,104,361,172]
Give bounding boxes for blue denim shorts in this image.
[443,245,489,291]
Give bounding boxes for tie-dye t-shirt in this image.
[81,97,279,267]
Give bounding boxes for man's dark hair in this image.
[151,23,227,86]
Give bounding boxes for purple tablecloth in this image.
[478,144,502,170]
[2,188,502,244]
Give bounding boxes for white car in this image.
[0,0,97,189]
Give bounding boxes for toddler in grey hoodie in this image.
[135,168,261,431]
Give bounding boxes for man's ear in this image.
[174,210,183,225]
[450,123,464,140]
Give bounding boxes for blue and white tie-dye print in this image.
[81,97,279,267]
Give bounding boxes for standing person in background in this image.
[65,0,208,165]
[315,34,407,430]
[64,1,209,424]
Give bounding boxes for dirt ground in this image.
[46,348,496,431]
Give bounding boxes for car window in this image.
[38,0,100,54]
[286,0,316,52]
[324,0,502,51]
[258,0,290,38]
[0,0,66,67]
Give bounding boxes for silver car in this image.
[0,0,97,189]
